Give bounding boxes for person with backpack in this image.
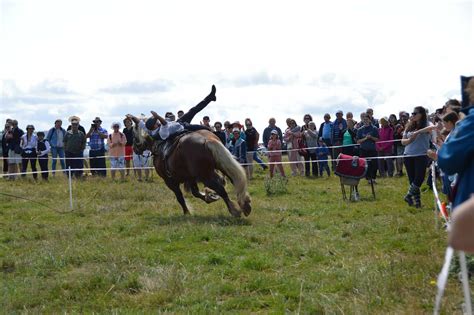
[107,122,127,180]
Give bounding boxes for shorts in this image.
[110,156,125,169]
[8,150,22,164]
[125,145,133,161]
[133,151,151,168]
[396,145,404,156]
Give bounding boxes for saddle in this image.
[152,130,191,177]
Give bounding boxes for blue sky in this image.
[1,0,473,132]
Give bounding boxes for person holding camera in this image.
[5,120,24,180]
[20,125,38,180]
[1,120,12,175]
[86,117,108,177]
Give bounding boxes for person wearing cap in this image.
[108,122,127,180]
[64,120,87,178]
[5,120,24,179]
[20,124,39,179]
[376,117,394,177]
[36,131,51,180]
[228,127,247,169]
[86,117,108,177]
[438,77,474,210]
[262,118,283,148]
[201,116,211,129]
[267,129,286,178]
[46,119,67,174]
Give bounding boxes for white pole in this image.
[432,163,439,229]
[459,251,473,315]
[68,166,73,210]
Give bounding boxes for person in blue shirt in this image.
[86,117,108,177]
[318,113,333,147]
[356,113,379,183]
[316,139,330,177]
[438,78,474,209]
[46,119,67,174]
[228,128,247,168]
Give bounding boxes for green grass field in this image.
[0,165,470,313]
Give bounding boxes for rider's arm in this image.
[151,111,167,126]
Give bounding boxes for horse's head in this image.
[132,123,153,154]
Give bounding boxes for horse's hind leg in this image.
[203,177,241,218]
[164,179,190,215]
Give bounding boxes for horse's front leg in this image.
[164,179,190,215]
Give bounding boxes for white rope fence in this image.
[0,139,404,160]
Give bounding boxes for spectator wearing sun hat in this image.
[267,129,286,178]
[67,115,86,134]
[86,116,108,177]
[108,122,127,180]
[64,119,86,178]
[20,124,38,179]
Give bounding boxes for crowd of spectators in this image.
[0,90,472,214]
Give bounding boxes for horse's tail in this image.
[205,139,251,215]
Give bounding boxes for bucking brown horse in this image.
[133,127,251,217]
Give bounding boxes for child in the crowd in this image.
[427,111,460,197]
[267,130,286,178]
[316,139,331,177]
[133,148,151,181]
[36,131,50,180]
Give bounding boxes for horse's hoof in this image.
[242,203,251,217]
[205,192,220,203]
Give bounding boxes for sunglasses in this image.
[412,112,420,116]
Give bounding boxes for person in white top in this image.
[20,124,39,179]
